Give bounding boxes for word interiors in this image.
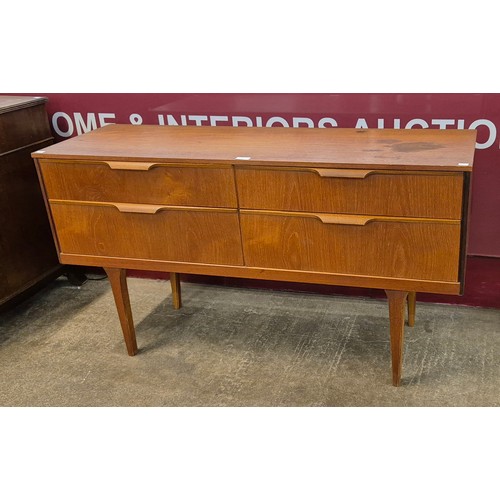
[51,112,497,149]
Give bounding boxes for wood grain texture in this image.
[236,167,463,219]
[34,158,62,255]
[0,101,52,155]
[40,160,237,208]
[50,202,244,266]
[40,161,237,208]
[59,252,462,294]
[32,125,476,171]
[240,211,461,282]
[0,95,47,114]
[104,267,137,355]
[407,292,416,327]
[241,209,460,226]
[170,272,182,309]
[386,290,408,386]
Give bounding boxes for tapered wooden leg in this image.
[104,267,138,356]
[385,290,408,387]
[170,272,182,310]
[407,291,416,327]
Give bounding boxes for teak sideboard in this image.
[32,125,476,386]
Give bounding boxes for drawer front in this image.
[236,167,463,219]
[40,161,237,208]
[240,211,461,282]
[50,202,244,266]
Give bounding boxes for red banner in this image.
[15,93,500,257]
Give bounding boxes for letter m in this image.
[74,113,98,135]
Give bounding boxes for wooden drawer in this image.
[40,160,237,208]
[240,210,461,282]
[236,167,463,219]
[50,201,244,266]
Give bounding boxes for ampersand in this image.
[129,114,143,125]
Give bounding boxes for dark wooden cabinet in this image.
[0,96,61,309]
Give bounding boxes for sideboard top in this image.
[32,125,476,171]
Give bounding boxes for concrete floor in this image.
[0,276,499,406]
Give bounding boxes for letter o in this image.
[266,117,289,127]
[469,119,496,149]
[405,119,429,129]
[52,112,74,138]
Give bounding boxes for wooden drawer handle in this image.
[314,214,457,226]
[316,214,375,225]
[112,203,236,215]
[239,209,461,226]
[114,203,166,214]
[49,199,238,214]
[309,168,375,179]
[105,161,158,171]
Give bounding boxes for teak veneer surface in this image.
[40,161,238,207]
[50,202,244,266]
[236,167,463,219]
[32,125,475,170]
[240,212,461,281]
